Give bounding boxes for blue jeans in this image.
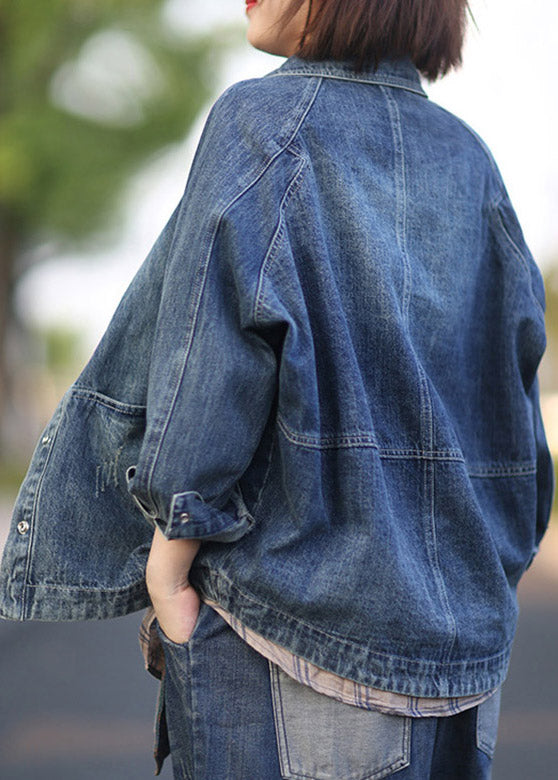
[154,602,501,779]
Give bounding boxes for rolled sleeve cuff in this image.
[159,488,255,542]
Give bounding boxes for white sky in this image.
[17,0,558,352]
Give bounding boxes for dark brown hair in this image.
[277,0,474,82]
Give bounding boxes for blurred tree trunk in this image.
[0,210,17,450]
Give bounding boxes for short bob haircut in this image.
[277,0,473,82]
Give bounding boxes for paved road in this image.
[0,500,171,779]
[1,500,557,779]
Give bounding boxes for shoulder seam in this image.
[212,75,320,223]
[254,151,308,326]
[214,78,321,326]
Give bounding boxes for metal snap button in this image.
[17,520,30,535]
[179,512,190,523]
[41,435,50,445]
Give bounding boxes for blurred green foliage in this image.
[0,458,26,496]
[0,0,243,445]
[1,0,241,239]
[40,325,84,374]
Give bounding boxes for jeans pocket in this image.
[155,600,210,650]
[476,687,502,759]
[269,663,411,780]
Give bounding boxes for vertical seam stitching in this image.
[251,428,277,519]
[254,153,308,326]
[380,85,411,326]
[382,83,457,663]
[187,642,200,779]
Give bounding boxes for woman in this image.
[0,1,552,778]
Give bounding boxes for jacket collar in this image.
[268,54,428,98]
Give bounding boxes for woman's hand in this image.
[145,524,202,644]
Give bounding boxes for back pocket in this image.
[476,687,502,759]
[269,663,411,780]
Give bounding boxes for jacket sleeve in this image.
[125,91,288,542]
[125,191,280,541]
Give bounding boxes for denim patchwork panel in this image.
[476,687,502,759]
[270,662,411,780]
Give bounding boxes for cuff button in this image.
[17,520,30,535]
[179,512,190,523]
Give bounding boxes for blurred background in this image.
[0,0,556,778]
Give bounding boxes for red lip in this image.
[245,1,258,10]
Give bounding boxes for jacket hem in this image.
[190,565,513,699]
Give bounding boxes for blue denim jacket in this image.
[0,55,553,698]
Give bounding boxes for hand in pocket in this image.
[150,582,201,645]
[146,524,202,644]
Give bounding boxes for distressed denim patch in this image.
[476,687,502,759]
[270,662,411,780]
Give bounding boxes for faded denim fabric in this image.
[156,602,499,779]
[0,55,553,698]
